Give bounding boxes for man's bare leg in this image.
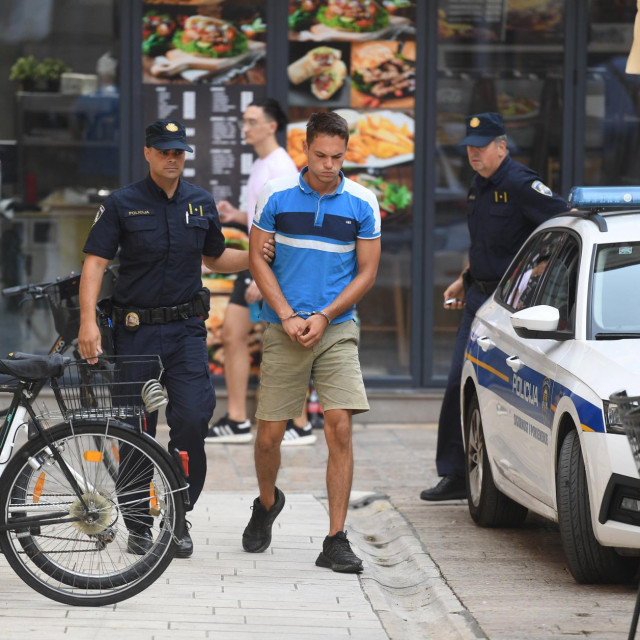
[255,419,287,509]
[220,303,252,421]
[322,408,353,535]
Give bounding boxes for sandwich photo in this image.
[288,46,347,101]
[288,46,342,84]
[310,60,348,100]
[171,15,248,59]
[317,0,390,33]
[351,41,415,105]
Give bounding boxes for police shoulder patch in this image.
[531,180,553,197]
[93,205,105,227]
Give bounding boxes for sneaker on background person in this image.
[281,419,317,446]
[205,414,252,444]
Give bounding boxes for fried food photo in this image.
[346,112,414,164]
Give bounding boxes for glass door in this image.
[432,0,567,379]
[583,0,640,186]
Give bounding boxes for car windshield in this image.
[591,241,640,338]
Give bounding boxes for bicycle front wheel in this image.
[0,420,186,606]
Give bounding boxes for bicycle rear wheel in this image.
[0,421,186,606]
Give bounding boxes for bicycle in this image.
[0,352,189,607]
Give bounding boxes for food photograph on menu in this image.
[350,40,415,108]
[288,43,350,106]
[142,0,266,85]
[288,0,415,42]
[287,106,414,223]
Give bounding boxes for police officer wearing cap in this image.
[420,112,568,502]
[78,119,250,557]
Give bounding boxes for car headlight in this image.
[603,400,626,434]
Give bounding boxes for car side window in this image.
[538,237,579,332]
[499,231,563,311]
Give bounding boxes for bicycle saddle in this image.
[0,353,69,382]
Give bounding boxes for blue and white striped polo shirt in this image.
[253,168,381,325]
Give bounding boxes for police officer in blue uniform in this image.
[78,119,250,556]
[420,112,568,501]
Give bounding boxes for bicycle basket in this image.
[610,391,640,475]
[50,355,164,421]
[44,274,81,343]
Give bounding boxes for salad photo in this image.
[142,10,178,56]
[349,172,412,220]
[289,0,322,31]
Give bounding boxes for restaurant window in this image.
[584,0,640,186]
[286,0,417,378]
[0,0,120,356]
[432,0,567,379]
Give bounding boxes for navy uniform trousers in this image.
[435,284,488,478]
[115,315,215,517]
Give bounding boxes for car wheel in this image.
[557,429,638,584]
[465,394,528,527]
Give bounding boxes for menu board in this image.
[287,0,416,225]
[142,0,266,85]
[141,1,268,374]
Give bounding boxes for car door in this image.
[494,232,579,506]
[471,231,560,494]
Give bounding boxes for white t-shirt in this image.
[245,146,298,230]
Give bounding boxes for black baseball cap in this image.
[145,119,193,152]
[459,112,505,147]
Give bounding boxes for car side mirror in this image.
[510,305,570,340]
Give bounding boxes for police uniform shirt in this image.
[84,175,226,308]
[467,155,568,282]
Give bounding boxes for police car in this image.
[460,186,640,584]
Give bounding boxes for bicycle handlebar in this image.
[1,266,117,301]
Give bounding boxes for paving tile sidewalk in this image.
[0,490,388,640]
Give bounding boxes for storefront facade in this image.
[0,0,638,390]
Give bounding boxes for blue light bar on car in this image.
[568,186,640,208]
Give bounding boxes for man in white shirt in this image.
[206,98,317,446]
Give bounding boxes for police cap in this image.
[459,112,505,147]
[145,119,193,152]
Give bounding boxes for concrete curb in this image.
[346,492,487,640]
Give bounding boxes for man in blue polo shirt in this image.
[242,111,381,573]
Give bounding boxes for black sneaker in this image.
[281,420,317,447]
[316,531,363,573]
[242,487,285,553]
[206,414,252,444]
[127,526,153,555]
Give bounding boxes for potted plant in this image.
[36,57,71,91]
[9,55,40,91]
[9,55,70,91]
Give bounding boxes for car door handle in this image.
[506,355,523,372]
[477,336,495,352]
